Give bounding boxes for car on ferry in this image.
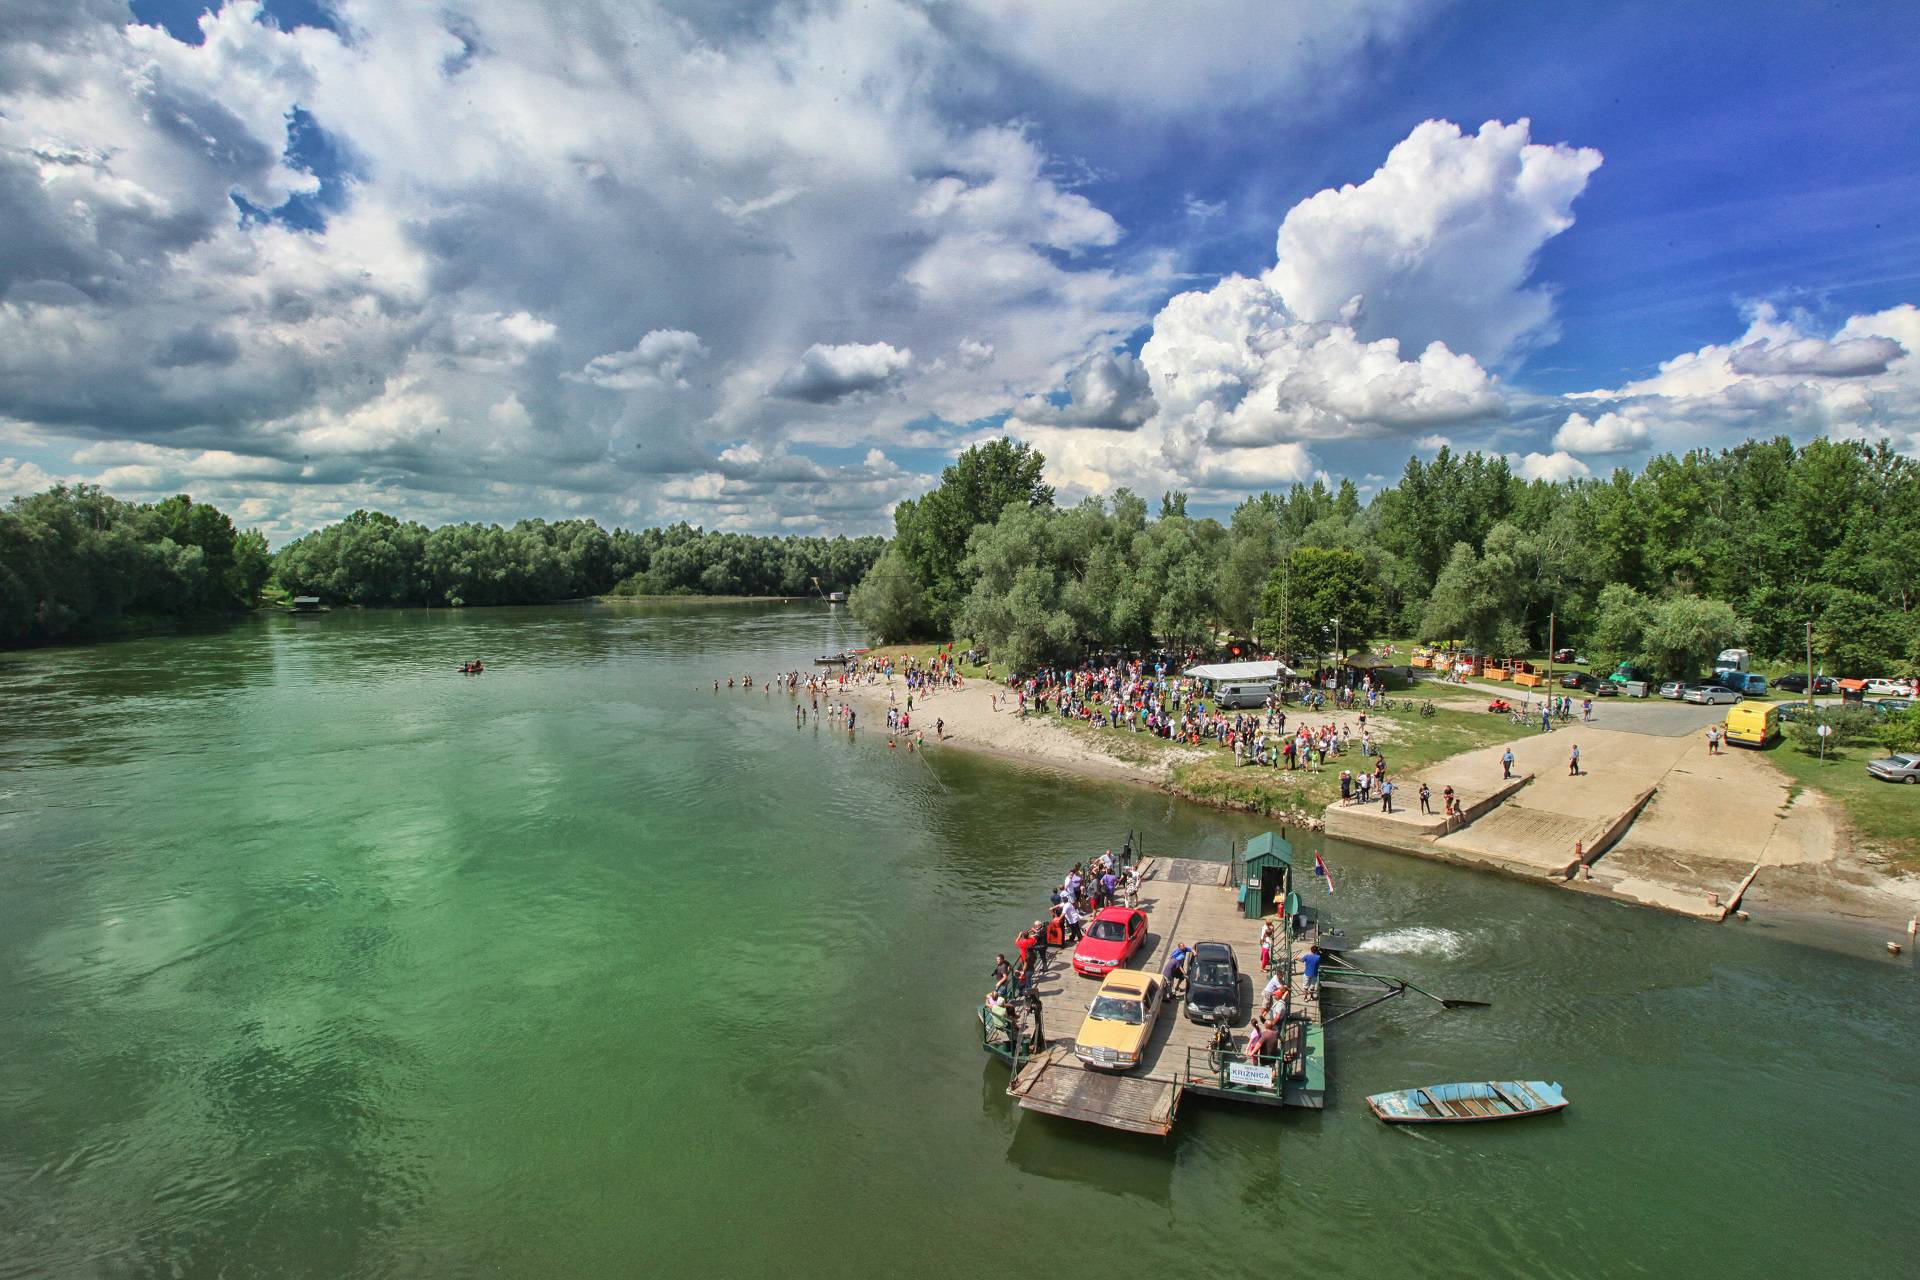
[1183,941,1243,1024]
[1072,907,1149,977]
[1074,969,1166,1071]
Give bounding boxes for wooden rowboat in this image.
[1366,1080,1567,1124]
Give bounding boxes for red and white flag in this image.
[1313,850,1336,894]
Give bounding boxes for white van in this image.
[1212,681,1273,709]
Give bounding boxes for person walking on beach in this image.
[1569,743,1581,776]
[1502,746,1515,780]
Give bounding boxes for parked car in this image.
[1772,673,1809,693]
[1684,685,1742,705]
[1561,671,1600,691]
[1553,647,1580,664]
[1726,672,1770,697]
[1074,969,1166,1070]
[1871,698,1913,715]
[1591,681,1619,697]
[1072,907,1149,977]
[1183,942,1243,1024]
[1866,753,1920,784]
[1865,678,1916,697]
[1814,676,1840,694]
[1659,681,1688,700]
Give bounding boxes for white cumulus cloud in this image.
[1267,119,1602,366]
[576,330,709,390]
[1553,410,1649,454]
[771,342,914,404]
[1578,302,1920,457]
[1507,450,1591,482]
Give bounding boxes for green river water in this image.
[1,603,1915,1278]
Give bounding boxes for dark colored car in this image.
[1562,671,1599,691]
[1553,647,1578,664]
[1183,941,1242,1024]
[1772,674,1809,693]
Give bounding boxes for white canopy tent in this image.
[1181,659,1296,682]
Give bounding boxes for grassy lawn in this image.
[1053,702,1521,819]
[1761,738,1920,872]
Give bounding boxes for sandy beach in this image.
[837,673,1210,785]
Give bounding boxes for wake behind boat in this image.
[1367,1080,1567,1124]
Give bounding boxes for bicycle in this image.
[1419,700,1436,717]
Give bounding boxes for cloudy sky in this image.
[3,0,1918,542]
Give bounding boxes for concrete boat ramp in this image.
[994,852,1325,1136]
[1325,726,1837,919]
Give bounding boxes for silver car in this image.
[1683,685,1742,705]
[1867,753,1920,784]
[1658,681,1687,699]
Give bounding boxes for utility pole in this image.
[1547,610,1556,688]
[1807,619,1815,717]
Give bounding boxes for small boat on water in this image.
[814,647,871,665]
[1367,1080,1567,1124]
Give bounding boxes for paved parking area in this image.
[1415,675,1777,738]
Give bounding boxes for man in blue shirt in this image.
[1161,942,1193,997]
[1301,945,1323,999]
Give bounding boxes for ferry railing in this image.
[1182,1042,1286,1098]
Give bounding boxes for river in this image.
[1,603,1913,1277]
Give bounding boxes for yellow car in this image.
[1073,969,1166,1071]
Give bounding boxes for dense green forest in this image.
[0,486,272,646]
[271,511,883,606]
[9,435,1920,674]
[0,488,883,646]
[852,436,1920,679]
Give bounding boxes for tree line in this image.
[852,436,1920,680]
[0,485,272,645]
[1,487,882,646]
[272,512,882,607]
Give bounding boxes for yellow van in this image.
[1724,702,1779,747]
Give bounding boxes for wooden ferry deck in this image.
[1001,855,1326,1136]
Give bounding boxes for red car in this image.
[1073,907,1148,977]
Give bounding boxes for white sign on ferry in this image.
[1228,1062,1276,1088]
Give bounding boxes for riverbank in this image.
[838,668,1920,938]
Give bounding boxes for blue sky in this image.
[5,1,1919,539]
